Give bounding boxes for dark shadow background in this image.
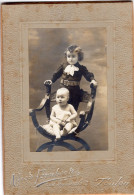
[29,28,108,152]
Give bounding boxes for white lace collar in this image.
[64,64,79,76]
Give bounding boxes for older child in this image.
[50,88,77,140]
[45,45,97,111]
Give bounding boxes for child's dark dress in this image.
[51,62,95,111]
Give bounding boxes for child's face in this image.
[66,51,78,65]
[56,91,69,106]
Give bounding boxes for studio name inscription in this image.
[10,167,129,188]
[10,167,89,187]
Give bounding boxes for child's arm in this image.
[66,105,77,122]
[51,64,64,83]
[81,65,97,87]
[81,65,94,82]
[44,64,64,85]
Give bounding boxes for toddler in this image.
[50,88,77,140]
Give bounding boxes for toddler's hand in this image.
[44,80,52,86]
[66,118,71,122]
[61,121,66,126]
[56,119,62,125]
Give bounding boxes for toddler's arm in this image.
[50,109,61,124]
[66,105,77,122]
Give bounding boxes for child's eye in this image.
[67,55,70,58]
[72,55,75,58]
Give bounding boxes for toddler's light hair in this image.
[56,88,70,97]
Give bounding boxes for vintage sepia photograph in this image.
[2,2,134,194]
[29,27,108,152]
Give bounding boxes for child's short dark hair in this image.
[64,45,84,61]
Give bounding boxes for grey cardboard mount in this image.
[2,2,134,195]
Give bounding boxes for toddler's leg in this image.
[53,124,61,139]
[64,122,73,134]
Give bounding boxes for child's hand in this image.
[90,80,97,88]
[44,80,52,86]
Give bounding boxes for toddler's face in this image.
[67,51,78,65]
[56,91,69,106]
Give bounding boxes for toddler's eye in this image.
[72,55,75,58]
[67,55,70,58]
